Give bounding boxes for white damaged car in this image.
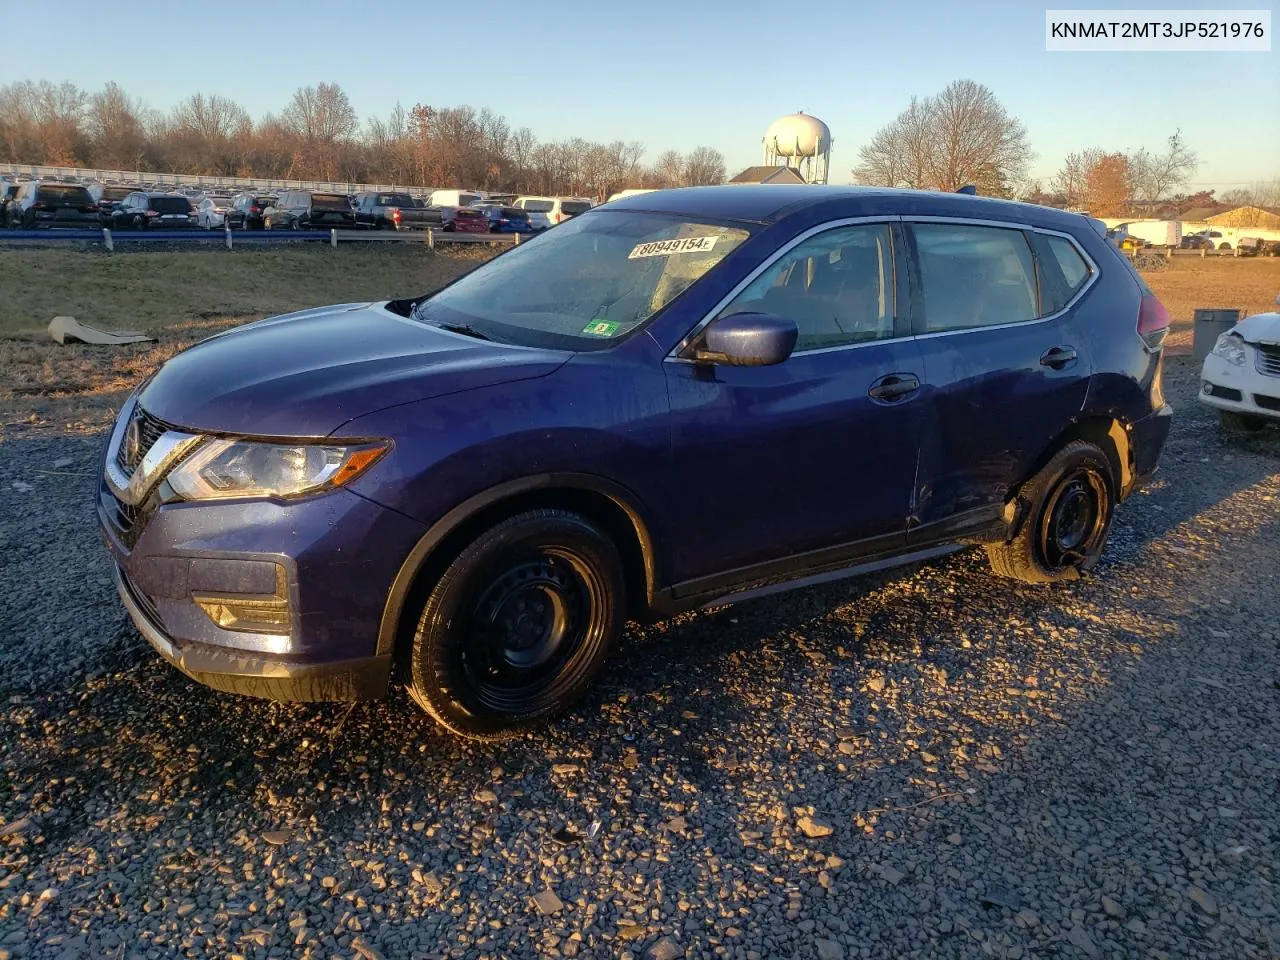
[1200,295,1280,430]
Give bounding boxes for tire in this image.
[408,509,626,739]
[291,218,301,231]
[986,441,1115,584]
[263,217,273,230]
[133,214,146,230]
[1219,242,1231,251]
[1220,410,1268,432]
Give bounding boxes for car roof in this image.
[602,184,1096,233]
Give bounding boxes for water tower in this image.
[762,112,832,184]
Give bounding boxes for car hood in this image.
[1235,311,1280,345]
[138,302,570,436]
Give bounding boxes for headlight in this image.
[1211,332,1247,366]
[166,439,388,501]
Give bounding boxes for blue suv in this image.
[99,185,1173,738]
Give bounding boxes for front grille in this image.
[119,564,163,628]
[100,485,139,540]
[115,405,170,476]
[1253,394,1280,412]
[1255,344,1280,378]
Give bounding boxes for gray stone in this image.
[814,938,844,960]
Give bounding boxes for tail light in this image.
[1138,294,1171,351]
[249,205,260,214]
[30,202,47,211]
[392,208,401,223]
[87,203,99,212]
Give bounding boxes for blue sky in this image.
[6,0,1277,191]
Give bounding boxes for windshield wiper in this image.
[434,322,494,342]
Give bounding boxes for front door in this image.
[663,220,925,590]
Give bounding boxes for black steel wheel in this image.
[409,509,625,739]
[987,441,1115,583]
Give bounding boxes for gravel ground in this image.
[0,354,1277,960]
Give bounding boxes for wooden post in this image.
[513,233,520,246]
[102,228,113,252]
[330,229,338,248]
[427,228,435,251]
[225,225,233,250]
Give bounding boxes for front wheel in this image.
[408,509,626,739]
[986,441,1115,584]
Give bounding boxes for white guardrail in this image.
[0,162,432,196]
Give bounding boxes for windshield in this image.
[312,194,351,210]
[149,196,191,213]
[414,211,751,350]
[38,185,92,203]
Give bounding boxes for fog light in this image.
[194,566,290,635]
[1203,381,1211,393]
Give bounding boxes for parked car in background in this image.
[99,184,1173,738]
[429,189,485,208]
[472,203,536,234]
[227,193,277,230]
[196,196,235,229]
[512,196,593,230]
[7,181,100,228]
[88,184,140,224]
[263,191,357,230]
[1185,230,1229,250]
[439,205,491,233]
[0,179,18,221]
[109,192,196,229]
[352,192,437,230]
[1199,296,1280,430]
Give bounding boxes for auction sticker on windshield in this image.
[629,236,718,259]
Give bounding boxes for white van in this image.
[429,189,485,208]
[512,196,594,231]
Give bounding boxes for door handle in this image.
[1040,346,1078,369]
[868,373,921,403]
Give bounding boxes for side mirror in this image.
[690,311,798,367]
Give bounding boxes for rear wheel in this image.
[986,441,1115,584]
[133,214,146,230]
[263,217,273,230]
[1220,410,1268,432]
[408,509,625,739]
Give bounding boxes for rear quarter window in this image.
[560,201,591,215]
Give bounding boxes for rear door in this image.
[904,219,1094,540]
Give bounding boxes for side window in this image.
[911,223,1038,333]
[1033,233,1093,315]
[718,223,896,351]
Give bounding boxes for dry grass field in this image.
[1141,256,1280,354]
[0,245,486,434]
[0,245,1275,434]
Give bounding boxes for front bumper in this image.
[98,421,426,701]
[1199,351,1280,420]
[115,562,391,700]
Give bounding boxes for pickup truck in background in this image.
[353,192,437,230]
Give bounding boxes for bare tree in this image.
[1127,130,1198,204]
[852,82,1030,196]
[1050,148,1105,209]
[683,146,726,185]
[282,83,358,180]
[655,149,684,187]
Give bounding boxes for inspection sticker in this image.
[628,236,718,259]
[582,319,621,337]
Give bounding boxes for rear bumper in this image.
[115,562,391,701]
[1129,403,1173,492]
